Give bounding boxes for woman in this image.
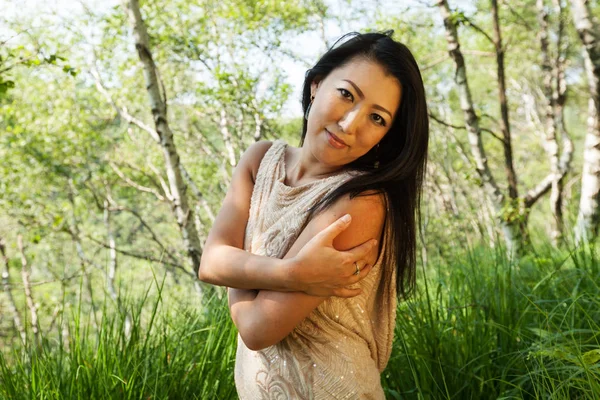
[199,30,428,399]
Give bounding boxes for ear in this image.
[310,79,322,97]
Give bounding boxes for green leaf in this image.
[52,215,64,228]
[582,349,600,365]
[527,327,552,339]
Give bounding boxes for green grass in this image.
[1,244,599,399]
[382,243,600,400]
[0,274,238,399]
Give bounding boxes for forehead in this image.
[327,57,402,110]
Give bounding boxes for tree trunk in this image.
[571,0,600,243]
[554,10,574,239]
[0,237,26,343]
[17,234,39,347]
[538,0,572,245]
[104,200,132,338]
[123,0,203,274]
[439,0,575,255]
[67,179,99,329]
[491,0,519,201]
[438,0,523,256]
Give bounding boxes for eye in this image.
[372,114,386,127]
[337,88,354,101]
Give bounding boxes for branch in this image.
[180,164,216,222]
[429,112,505,143]
[422,53,451,70]
[6,271,85,288]
[462,16,495,45]
[523,142,573,208]
[109,161,168,201]
[90,63,161,143]
[462,49,496,57]
[105,202,182,267]
[82,233,194,278]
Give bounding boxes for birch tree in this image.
[437,0,572,254]
[537,0,574,245]
[570,0,600,243]
[0,237,26,343]
[122,0,203,278]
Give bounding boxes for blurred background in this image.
[1,0,599,398]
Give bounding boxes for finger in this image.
[315,214,352,244]
[360,262,374,276]
[350,263,373,284]
[347,238,378,259]
[333,287,362,298]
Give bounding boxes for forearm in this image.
[228,288,326,351]
[228,288,263,349]
[198,244,300,291]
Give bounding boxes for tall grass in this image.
[382,243,600,399]
[0,274,238,399]
[1,244,599,399]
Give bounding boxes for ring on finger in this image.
[353,261,360,276]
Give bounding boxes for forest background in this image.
[1,0,600,398]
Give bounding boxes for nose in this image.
[338,107,361,135]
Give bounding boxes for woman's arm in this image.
[228,191,386,351]
[198,141,376,296]
[198,141,292,290]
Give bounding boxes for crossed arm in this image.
[198,141,385,351]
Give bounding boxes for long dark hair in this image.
[301,30,429,298]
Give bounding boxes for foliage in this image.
[1,243,599,399]
[0,275,238,399]
[2,0,600,398]
[382,240,600,399]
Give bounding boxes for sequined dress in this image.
[234,140,397,399]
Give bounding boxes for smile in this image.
[326,130,347,149]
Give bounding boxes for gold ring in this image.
[354,261,360,276]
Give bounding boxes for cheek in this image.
[358,132,386,149]
[314,94,345,120]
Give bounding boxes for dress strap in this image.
[253,139,286,192]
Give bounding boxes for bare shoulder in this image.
[311,189,386,252]
[239,140,274,183]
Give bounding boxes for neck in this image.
[286,145,343,186]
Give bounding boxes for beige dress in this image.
[234,140,397,399]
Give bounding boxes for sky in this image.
[0,0,463,118]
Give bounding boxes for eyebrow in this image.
[342,79,393,119]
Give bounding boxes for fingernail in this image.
[341,214,351,223]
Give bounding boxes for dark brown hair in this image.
[301,30,429,298]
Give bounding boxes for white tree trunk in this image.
[571,0,600,243]
[17,234,39,347]
[438,0,522,255]
[538,0,572,245]
[123,0,203,274]
[0,238,26,343]
[104,200,132,338]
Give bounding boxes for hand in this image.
[291,214,378,298]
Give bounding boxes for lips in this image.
[326,130,347,148]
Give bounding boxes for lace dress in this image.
[234,140,397,399]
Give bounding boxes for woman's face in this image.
[306,57,402,168]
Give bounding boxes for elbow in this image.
[197,251,214,283]
[232,311,278,351]
[240,334,266,351]
[197,262,208,282]
[239,329,275,351]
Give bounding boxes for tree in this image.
[436,0,573,255]
[570,0,600,243]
